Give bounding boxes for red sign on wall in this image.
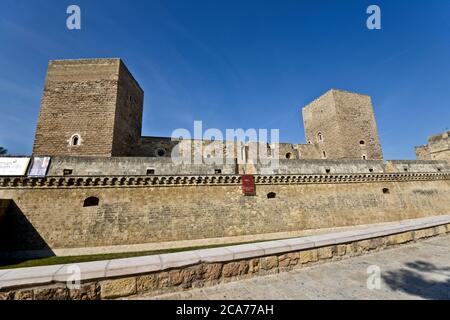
[241,175,256,196]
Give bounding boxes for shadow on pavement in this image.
[383,260,450,300]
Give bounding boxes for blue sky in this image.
[0,0,449,159]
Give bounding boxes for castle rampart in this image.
[416,131,450,162]
[0,172,449,256]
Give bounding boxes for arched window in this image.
[362,154,367,160]
[322,151,327,159]
[70,134,81,146]
[285,153,292,159]
[360,140,366,146]
[318,132,323,142]
[83,197,99,207]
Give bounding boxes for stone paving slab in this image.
[133,235,450,300]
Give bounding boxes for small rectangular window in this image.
[147,169,155,175]
[63,169,73,176]
[215,169,222,174]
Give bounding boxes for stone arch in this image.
[69,134,81,146]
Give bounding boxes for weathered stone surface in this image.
[345,244,355,256]
[100,278,136,299]
[200,264,223,280]
[14,290,33,300]
[0,292,14,300]
[169,266,201,288]
[358,238,384,251]
[137,275,158,293]
[278,253,299,268]
[260,256,279,270]
[436,225,447,235]
[318,247,334,260]
[387,232,413,245]
[415,229,435,239]
[69,283,99,300]
[222,261,249,277]
[248,259,260,274]
[158,272,170,289]
[336,244,347,256]
[34,287,68,300]
[299,249,319,264]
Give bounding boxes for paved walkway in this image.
[133,235,450,300]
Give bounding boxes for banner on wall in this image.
[0,158,31,176]
[28,157,52,177]
[241,174,256,196]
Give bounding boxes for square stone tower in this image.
[302,89,383,160]
[415,131,450,162]
[33,59,144,157]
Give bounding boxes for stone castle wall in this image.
[44,157,449,176]
[416,131,450,163]
[1,173,449,252]
[47,156,237,176]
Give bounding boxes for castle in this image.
[32,59,385,175]
[0,58,449,259]
[416,131,450,162]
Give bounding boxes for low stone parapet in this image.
[1,215,450,300]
